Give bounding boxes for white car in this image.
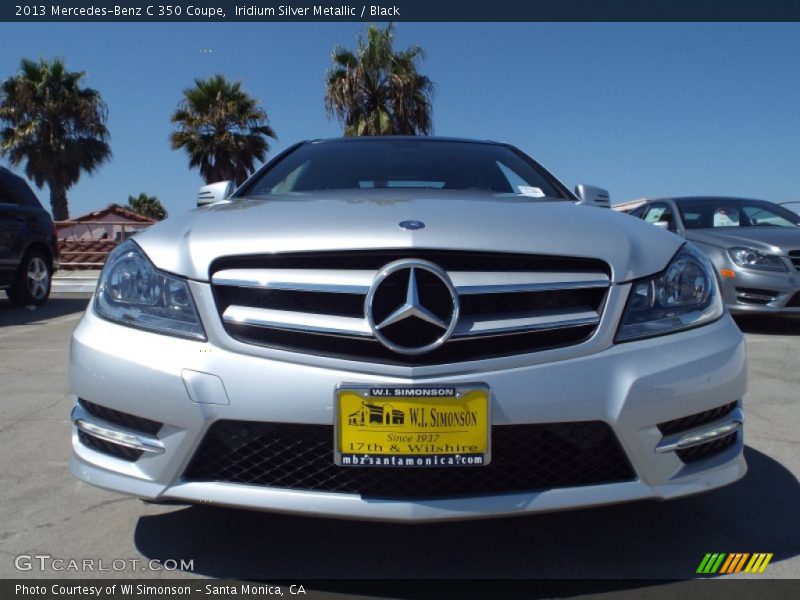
[69,137,746,522]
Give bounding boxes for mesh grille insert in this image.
[183,420,636,499]
[78,398,163,436]
[657,402,738,436]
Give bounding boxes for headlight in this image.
[94,240,206,340]
[617,244,724,342]
[728,247,788,272]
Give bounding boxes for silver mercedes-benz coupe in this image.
[630,197,800,314]
[69,137,746,521]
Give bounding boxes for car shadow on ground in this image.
[133,446,799,588]
[733,314,800,335]
[0,296,89,327]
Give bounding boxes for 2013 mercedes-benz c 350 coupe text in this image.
[69,137,746,521]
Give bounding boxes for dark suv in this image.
[0,167,58,306]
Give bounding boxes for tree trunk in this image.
[49,181,69,221]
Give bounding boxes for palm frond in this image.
[324,24,434,137]
[0,57,112,219]
[170,74,276,185]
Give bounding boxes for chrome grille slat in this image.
[211,250,610,364]
[452,271,608,294]
[453,310,600,337]
[213,268,610,295]
[210,249,612,274]
[223,305,373,337]
[213,269,374,294]
[454,280,608,295]
[222,305,600,339]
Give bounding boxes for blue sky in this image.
[1,22,799,218]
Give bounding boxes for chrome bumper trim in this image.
[74,417,165,455]
[655,412,743,454]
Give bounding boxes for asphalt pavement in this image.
[0,296,798,587]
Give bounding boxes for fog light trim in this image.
[76,419,165,455]
[655,419,742,454]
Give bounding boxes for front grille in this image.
[78,430,143,461]
[78,398,163,435]
[658,402,738,435]
[789,250,800,271]
[211,249,610,365]
[676,432,738,464]
[183,420,636,499]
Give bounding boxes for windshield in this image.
[780,202,800,216]
[676,199,800,229]
[241,139,570,198]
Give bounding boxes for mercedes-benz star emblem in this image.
[399,220,425,230]
[365,260,459,355]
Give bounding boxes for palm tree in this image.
[127,192,168,220]
[0,58,112,220]
[170,75,276,186]
[325,24,434,136]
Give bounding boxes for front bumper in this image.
[69,305,747,522]
[719,263,800,314]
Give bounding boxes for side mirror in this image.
[197,181,235,207]
[574,184,611,208]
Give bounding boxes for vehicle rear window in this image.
[0,176,23,205]
[243,139,570,199]
[0,172,43,209]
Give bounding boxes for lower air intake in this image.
[78,398,163,435]
[184,420,635,499]
[657,402,738,435]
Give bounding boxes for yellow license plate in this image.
[335,385,490,467]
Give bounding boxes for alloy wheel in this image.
[27,256,50,300]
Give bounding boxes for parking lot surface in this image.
[1,297,798,584]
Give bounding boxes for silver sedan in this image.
[630,197,800,314]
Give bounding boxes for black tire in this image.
[7,250,52,307]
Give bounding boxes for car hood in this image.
[685,227,800,255]
[133,190,684,283]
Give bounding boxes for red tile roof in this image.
[57,239,118,270]
[66,205,157,224]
